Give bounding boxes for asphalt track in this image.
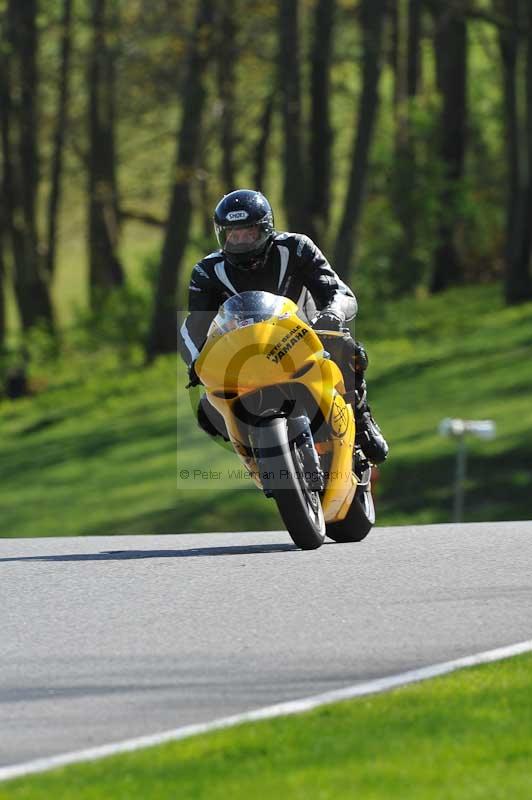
[1,522,531,769]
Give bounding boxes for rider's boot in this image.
[345,341,389,465]
[353,380,389,465]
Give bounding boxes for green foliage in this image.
[70,284,151,364]
[0,324,61,399]
[356,88,494,303]
[3,654,532,798]
[1,0,519,336]
[0,348,25,399]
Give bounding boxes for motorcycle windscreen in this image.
[208,291,295,337]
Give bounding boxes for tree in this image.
[309,0,335,242]
[279,0,311,234]
[87,0,125,307]
[0,190,5,350]
[0,15,17,342]
[253,90,275,191]
[430,4,468,293]
[0,0,55,331]
[407,0,422,97]
[45,0,73,281]
[497,0,532,303]
[526,0,532,294]
[146,0,215,359]
[390,0,424,295]
[0,55,5,350]
[217,0,237,191]
[333,0,387,280]
[392,0,423,155]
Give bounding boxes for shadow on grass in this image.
[17,414,67,436]
[1,414,176,480]
[372,346,532,401]
[40,441,531,539]
[0,542,297,563]
[77,486,282,536]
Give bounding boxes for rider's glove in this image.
[311,310,345,332]
[186,360,201,388]
[345,339,369,375]
[353,341,368,372]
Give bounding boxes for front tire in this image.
[255,418,325,550]
[326,477,375,543]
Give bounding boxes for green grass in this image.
[0,345,277,537]
[2,652,531,799]
[363,285,532,524]
[1,283,531,537]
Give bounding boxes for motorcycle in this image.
[195,290,375,550]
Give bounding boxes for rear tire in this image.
[256,418,326,550]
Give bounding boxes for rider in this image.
[179,189,388,464]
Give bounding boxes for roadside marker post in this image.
[438,418,496,523]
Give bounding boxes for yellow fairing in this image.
[195,301,357,524]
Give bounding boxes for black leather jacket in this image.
[179,232,357,366]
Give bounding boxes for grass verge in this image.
[2,652,531,799]
[1,283,531,536]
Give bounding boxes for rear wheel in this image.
[255,418,325,550]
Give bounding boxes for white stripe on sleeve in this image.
[179,318,200,361]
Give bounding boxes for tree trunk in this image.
[1,0,55,331]
[217,0,237,191]
[393,0,423,101]
[87,0,124,307]
[498,0,531,303]
[309,0,335,242]
[430,7,467,293]
[18,0,38,248]
[333,0,387,280]
[279,0,311,234]
[253,90,275,191]
[0,189,5,349]
[146,0,214,360]
[391,0,423,295]
[0,32,9,348]
[45,0,73,280]
[525,0,532,293]
[407,0,422,96]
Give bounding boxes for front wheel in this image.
[255,418,325,550]
[326,474,375,543]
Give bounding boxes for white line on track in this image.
[1,638,531,783]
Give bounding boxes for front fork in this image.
[250,414,324,498]
[288,415,324,493]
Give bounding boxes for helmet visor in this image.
[215,223,270,255]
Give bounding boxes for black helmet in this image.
[213,189,275,270]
